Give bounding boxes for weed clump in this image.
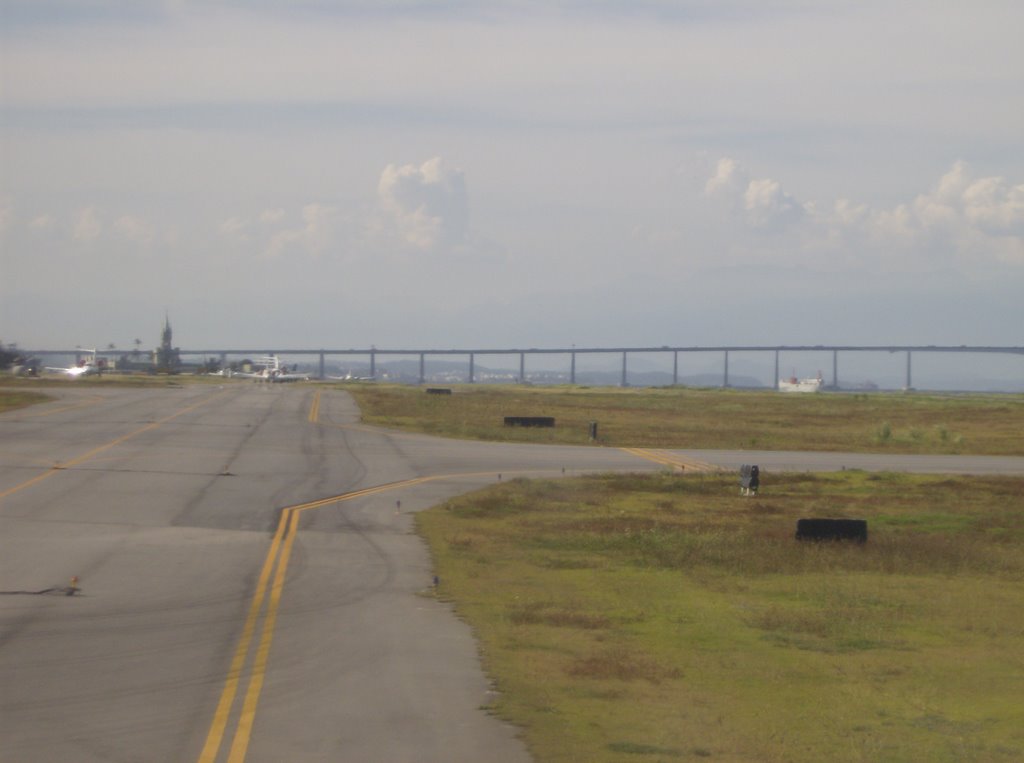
[876,421,893,442]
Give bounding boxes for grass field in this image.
[346,384,1024,455]
[418,471,1024,762]
[0,388,53,414]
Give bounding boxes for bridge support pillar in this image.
[469,353,475,383]
[621,351,628,387]
[833,349,838,390]
[906,351,912,390]
[318,351,325,380]
[370,351,376,380]
[519,352,525,383]
[419,353,425,385]
[774,349,779,390]
[570,352,576,384]
[724,350,730,388]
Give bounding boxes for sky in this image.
[2,0,1023,353]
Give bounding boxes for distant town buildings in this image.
[107,315,187,374]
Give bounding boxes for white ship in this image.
[778,371,823,393]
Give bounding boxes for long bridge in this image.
[26,345,1024,390]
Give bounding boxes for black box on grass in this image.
[795,518,868,543]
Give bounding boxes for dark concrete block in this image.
[796,518,868,543]
[503,416,555,427]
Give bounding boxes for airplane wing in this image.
[268,371,309,382]
[43,350,105,377]
[45,363,98,377]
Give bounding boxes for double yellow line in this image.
[620,447,720,473]
[197,476,436,763]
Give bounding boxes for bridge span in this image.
[24,345,1024,390]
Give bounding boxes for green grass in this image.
[418,472,1024,762]
[346,384,1024,455]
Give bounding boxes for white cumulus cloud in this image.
[703,158,1024,267]
[961,175,1024,235]
[872,162,1024,263]
[704,157,805,228]
[704,157,746,200]
[377,157,468,250]
[744,177,804,227]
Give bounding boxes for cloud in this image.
[73,207,102,241]
[113,215,154,246]
[704,157,804,228]
[873,162,1024,264]
[960,175,1024,236]
[377,157,468,250]
[704,157,746,200]
[266,203,338,258]
[219,216,249,239]
[744,178,803,227]
[220,209,287,244]
[260,208,285,224]
[703,158,1024,267]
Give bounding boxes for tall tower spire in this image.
[156,312,180,373]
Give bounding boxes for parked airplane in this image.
[45,350,104,378]
[247,355,309,383]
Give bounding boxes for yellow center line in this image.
[307,389,321,424]
[0,388,234,503]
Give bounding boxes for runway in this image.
[1,385,1021,762]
